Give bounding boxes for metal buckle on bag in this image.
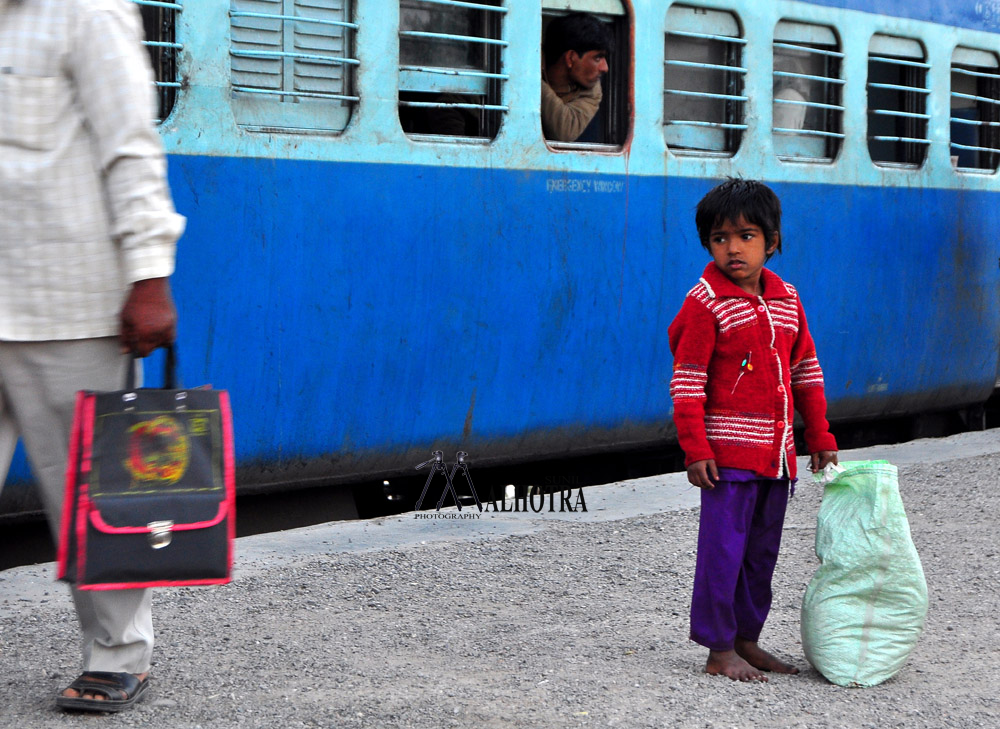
[147,520,174,549]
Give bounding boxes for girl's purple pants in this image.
[690,467,791,651]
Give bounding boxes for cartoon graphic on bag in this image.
[57,346,235,590]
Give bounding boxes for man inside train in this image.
[541,13,614,142]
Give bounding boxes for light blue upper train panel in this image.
[157,0,1000,191]
[801,0,1000,34]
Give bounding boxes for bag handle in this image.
[125,344,178,391]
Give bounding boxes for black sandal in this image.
[56,671,150,712]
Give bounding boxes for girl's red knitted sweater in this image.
[668,263,837,480]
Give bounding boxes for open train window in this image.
[772,21,843,162]
[134,0,181,123]
[229,0,359,133]
[950,47,1000,173]
[541,1,629,149]
[867,35,930,168]
[664,5,746,157]
[398,0,506,141]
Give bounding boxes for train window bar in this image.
[132,0,182,123]
[772,21,845,163]
[867,35,930,168]
[398,0,507,141]
[229,0,359,133]
[664,6,747,157]
[950,47,1000,173]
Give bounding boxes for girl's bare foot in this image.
[735,638,799,674]
[705,649,768,682]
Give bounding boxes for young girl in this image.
[668,179,838,682]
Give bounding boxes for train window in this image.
[772,21,844,162]
[950,47,1000,172]
[541,1,629,148]
[867,35,930,168]
[664,5,747,156]
[398,0,507,141]
[229,0,359,132]
[133,0,181,123]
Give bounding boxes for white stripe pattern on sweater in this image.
[670,366,708,401]
[765,299,799,335]
[791,356,825,388]
[705,414,775,447]
[691,285,757,333]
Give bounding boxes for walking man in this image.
[0,0,184,711]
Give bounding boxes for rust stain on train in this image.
[463,388,477,441]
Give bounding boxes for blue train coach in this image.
[4,0,1000,511]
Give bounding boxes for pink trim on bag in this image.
[75,396,98,585]
[220,391,237,574]
[77,575,231,591]
[88,499,230,534]
[79,395,96,479]
[76,487,91,585]
[56,392,89,579]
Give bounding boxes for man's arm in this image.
[541,79,602,142]
[70,3,185,355]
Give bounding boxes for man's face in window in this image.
[568,49,609,89]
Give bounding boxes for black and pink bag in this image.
[57,347,235,590]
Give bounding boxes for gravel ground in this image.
[0,434,998,728]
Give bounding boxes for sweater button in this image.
[777,385,785,393]
[757,305,766,313]
[777,420,785,429]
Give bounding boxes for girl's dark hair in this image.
[695,178,782,259]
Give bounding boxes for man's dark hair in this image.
[543,13,614,67]
[695,178,783,259]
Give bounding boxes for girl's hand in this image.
[687,459,719,489]
[810,451,839,473]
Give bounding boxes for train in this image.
[2,0,999,516]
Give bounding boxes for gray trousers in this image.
[0,338,153,674]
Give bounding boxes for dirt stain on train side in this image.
[463,388,477,441]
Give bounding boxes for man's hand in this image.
[687,459,719,490]
[809,450,839,473]
[119,277,177,357]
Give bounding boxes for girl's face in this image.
[708,215,778,296]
